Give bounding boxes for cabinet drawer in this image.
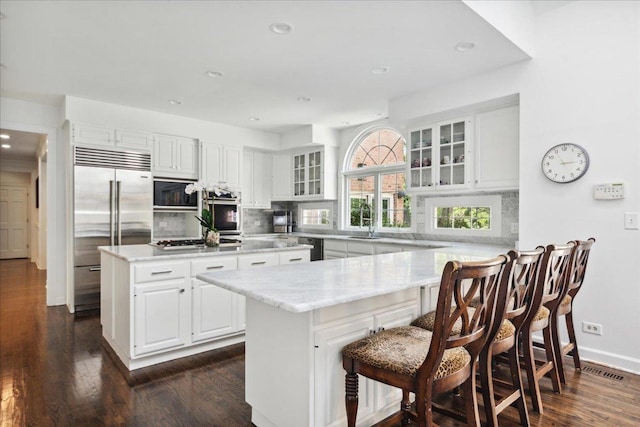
[191,256,238,276]
[279,250,310,264]
[238,253,278,269]
[135,261,187,283]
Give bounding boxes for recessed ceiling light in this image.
[371,66,390,74]
[455,41,476,52]
[1,144,11,149]
[376,113,384,116]
[206,70,224,78]
[270,22,294,35]
[342,121,351,126]
[0,134,9,139]
[249,117,260,121]
[297,96,312,102]
[168,99,182,105]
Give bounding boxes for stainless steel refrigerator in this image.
[74,147,152,311]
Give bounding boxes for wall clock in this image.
[541,143,590,183]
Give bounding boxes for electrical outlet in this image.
[159,221,168,227]
[254,220,261,226]
[582,321,603,336]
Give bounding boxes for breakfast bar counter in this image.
[197,244,509,427]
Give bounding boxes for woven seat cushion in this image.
[342,326,471,379]
[561,295,572,306]
[533,305,550,321]
[411,309,515,342]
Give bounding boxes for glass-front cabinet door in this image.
[408,118,470,191]
[293,153,306,196]
[308,151,322,196]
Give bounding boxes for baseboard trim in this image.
[532,336,640,375]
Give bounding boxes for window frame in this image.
[297,201,334,230]
[342,126,411,232]
[424,195,502,237]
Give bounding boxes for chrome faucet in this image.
[359,201,375,238]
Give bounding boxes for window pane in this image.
[302,208,330,225]
[380,172,410,229]
[348,175,374,227]
[434,205,491,230]
[349,129,405,169]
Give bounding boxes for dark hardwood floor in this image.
[1,258,639,426]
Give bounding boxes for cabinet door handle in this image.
[179,288,185,293]
[206,265,224,270]
[89,267,102,272]
[251,261,266,266]
[289,257,302,262]
[151,270,172,275]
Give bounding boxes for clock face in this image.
[541,143,590,183]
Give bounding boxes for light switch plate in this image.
[593,183,625,200]
[624,212,639,230]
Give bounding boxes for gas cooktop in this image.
[151,238,241,250]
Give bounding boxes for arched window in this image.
[343,128,411,231]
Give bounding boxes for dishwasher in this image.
[298,237,324,261]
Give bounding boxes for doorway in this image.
[0,178,30,259]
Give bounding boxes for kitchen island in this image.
[98,240,311,370]
[197,244,510,427]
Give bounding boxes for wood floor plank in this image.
[1,258,639,426]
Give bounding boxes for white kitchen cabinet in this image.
[314,317,376,427]
[243,149,272,208]
[272,153,293,201]
[323,239,348,259]
[101,246,311,370]
[200,142,242,189]
[133,278,190,356]
[313,296,420,427]
[190,256,239,343]
[408,118,472,192]
[292,146,338,200]
[474,105,519,190]
[72,123,152,151]
[153,134,198,179]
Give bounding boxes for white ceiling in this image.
[0,1,531,136]
[0,128,42,161]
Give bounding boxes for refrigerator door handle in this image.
[116,180,122,246]
[109,180,116,246]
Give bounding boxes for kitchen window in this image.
[425,195,502,237]
[343,128,411,231]
[298,202,333,230]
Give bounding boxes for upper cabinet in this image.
[152,135,198,179]
[408,117,472,192]
[272,154,293,201]
[291,146,338,200]
[243,149,272,209]
[200,142,242,189]
[72,123,152,152]
[474,105,519,190]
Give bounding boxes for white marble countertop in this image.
[98,240,312,262]
[197,244,511,313]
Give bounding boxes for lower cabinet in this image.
[313,298,420,426]
[133,279,190,355]
[101,248,310,370]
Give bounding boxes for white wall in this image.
[390,1,640,373]
[64,96,280,150]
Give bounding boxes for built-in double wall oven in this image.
[210,197,241,235]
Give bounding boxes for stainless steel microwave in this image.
[153,179,198,209]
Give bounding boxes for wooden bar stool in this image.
[521,243,574,414]
[553,238,596,383]
[342,255,512,427]
[478,248,545,427]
